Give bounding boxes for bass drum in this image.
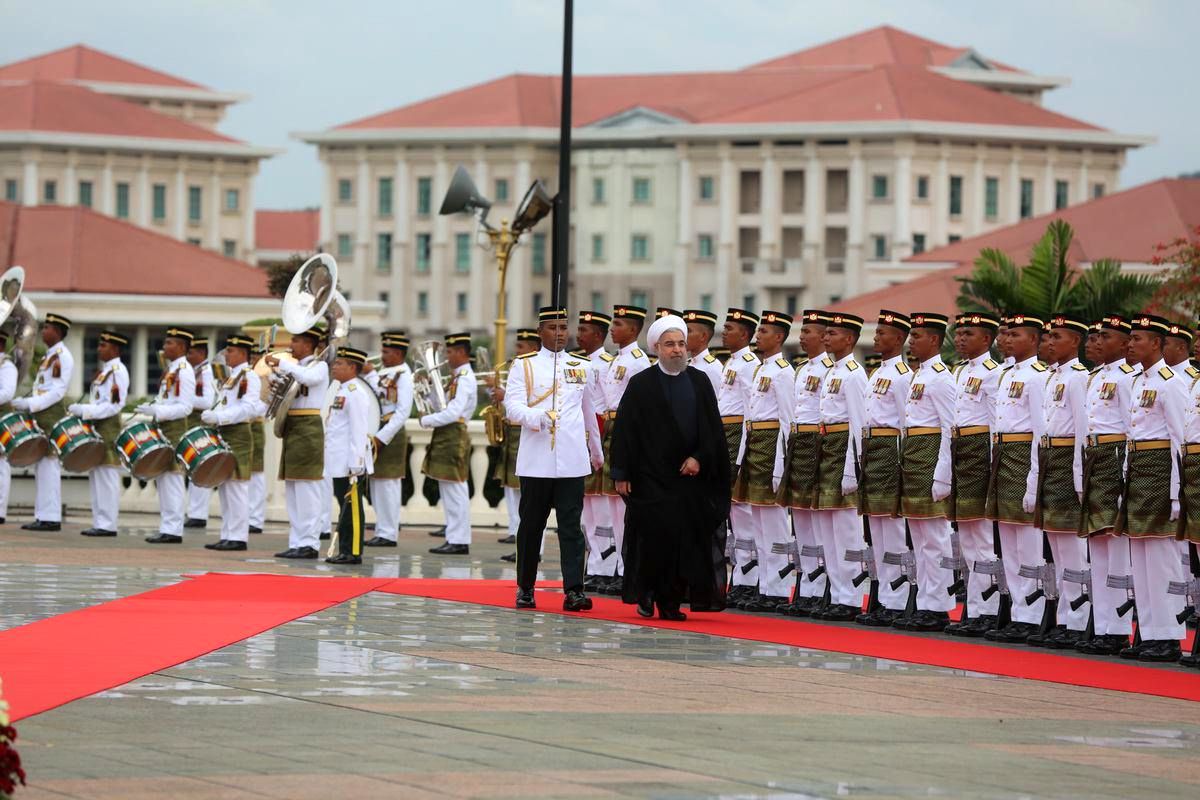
[0,410,49,467]
[175,426,237,488]
[115,421,175,480]
[51,415,107,473]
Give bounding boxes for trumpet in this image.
[471,346,509,447]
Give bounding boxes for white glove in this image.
[67,403,83,418]
[1171,500,1180,522]
[418,415,431,429]
[772,475,782,493]
[136,403,154,417]
[200,410,218,426]
[1022,488,1037,515]
[11,397,30,412]
[349,466,366,478]
[1077,491,1084,504]
[931,480,952,503]
[841,476,858,496]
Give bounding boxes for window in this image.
[631,234,650,261]
[337,179,352,202]
[417,291,429,316]
[1055,180,1069,210]
[152,184,166,220]
[378,177,393,216]
[188,186,202,222]
[632,177,652,204]
[697,234,714,260]
[494,178,509,202]
[984,177,999,219]
[698,175,715,201]
[590,291,604,310]
[827,260,845,274]
[829,294,842,304]
[116,183,130,219]
[224,188,239,212]
[1020,179,1034,219]
[417,177,432,215]
[785,294,798,316]
[79,181,93,209]
[531,233,547,275]
[532,292,543,318]
[700,293,713,312]
[455,232,471,272]
[871,235,887,260]
[377,233,393,270]
[948,234,962,244]
[912,233,926,254]
[186,237,202,246]
[871,175,888,200]
[222,239,237,258]
[631,291,648,309]
[456,292,468,315]
[43,180,57,204]
[591,233,605,262]
[1092,183,1106,199]
[3,180,16,202]
[592,177,605,204]
[337,234,352,257]
[378,292,389,306]
[916,175,929,200]
[949,175,963,216]
[742,293,756,311]
[415,233,431,272]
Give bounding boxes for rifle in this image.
[974,520,1012,629]
[884,521,918,617]
[597,524,617,560]
[940,529,970,624]
[1107,572,1140,647]
[775,539,801,580]
[1170,544,1200,660]
[1019,532,1058,638]
[848,440,880,615]
[1061,566,1094,644]
[800,543,831,611]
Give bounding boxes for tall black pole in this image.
[551,0,573,311]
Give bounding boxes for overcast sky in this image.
[2,0,1195,209]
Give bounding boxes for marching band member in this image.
[13,313,74,531]
[247,346,267,535]
[68,330,130,537]
[718,309,762,607]
[421,332,478,555]
[267,325,329,559]
[324,347,374,565]
[201,335,263,551]
[184,338,215,530]
[577,310,613,590]
[0,332,17,524]
[137,327,196,544]
[491,329,540,562]
[364,331,413,548]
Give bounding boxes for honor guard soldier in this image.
[944,312,1003,637]
[894,313,958,631]
[268,325,329,559]
[505,306,604,611]
[776,310,832,615]
[247,345,267,535]
[600,304,651,589]
[1028,315,1092,648]
[717,309,763,606]
[13,313,74,531]
[136,327,196,543]
[854,311,913,626]
[984,314,1049,642]
[684,309,723,397]
[811,313,869,621]
[363,331,413,547]
[68,330,130,537]
[491,329,541,559]
[731,310,795,612]
[0,332,16,523]
[577,311,614,590]
[421,332,478,555]
[184,338,216,530]
[199,335,263,551]
[1116,314,1188,661]
[324,347,374,564]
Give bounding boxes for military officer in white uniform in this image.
[184,338,216,529]
[0,332,20,523]
[421,332,478,555]
[13,313,74,531]
[718,309,762,604]
[324,347,375,564]
[69,330,130,537]
[137,327,196,543]
[684,309,724,397]
[576,310,613,588]
[364,331,413,547]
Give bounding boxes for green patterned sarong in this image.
[1035,443,1081,534]
[278,414,324,481]
[1116,445,1175,538]
[815,429,857,511]
[733,426,779,506]
[986,438,1034,525]
[859,433,900,517]
[92,413,122,467]
[1079,439,1125,537]
[777,429,821,509]
[422,422,470,483]
[1181,450,1200,543]
[901,432,948,520]
[250,419,265,473]
[374,417,408,480]
[950,431,990,523]
[158,417,188,474]
[490,423,521,489]
[218,421,253,481]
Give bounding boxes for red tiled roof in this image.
[0,81,240,143]
[255,209,319,253]
[0,202,271,298]
[828,179,1200,321]
[0,44,205,89]
[744,25,1020,73]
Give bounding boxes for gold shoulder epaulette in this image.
[1071,363,1088,371]
[821,355,834,368]
[846,359,860,371]
[896,362,910,375]
[515,351,537,360]
[1119,363,1134,374]
[599,352,615,363]
[1032,362,1048,372]
[983,359,998,370]
[1089,366,1101,375]
[704,354,717,363]
[792,356,809,368]
[568,349,585,357]
[742,352,757,362]
[1186,365,1200,379]
[931,362,946,373]
[1159,366,1174,380]
[631,348,644,359]
[775,356,789,368]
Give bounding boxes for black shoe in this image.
[1137,639,1182,663]
[248,526,263,534]
[364,536,397,547]
[325,553,362,565]
[428,527,446,538]
[816,603,861,622]
[500,552,516,562]
[184,518,207,529]
[429,542,469,555]
[1026,625,1066,648]
[584,575,603,592]
[563,589,593,612]
[856,608,898,627]
[1077,634,1130,656]
[205,539,248,551]
[600,577,624,596]
[659,608,687,621]
[516,588,536,609]
[637,599,655,618]
[319,531,331,541]
[1179,651,1200,668]
[22,520,61,531]
[145,533,182,544]
[276,546,318,559]
[895,610,951,632]
[81,528,117,537]
[952,615,997,639]
[984,621,1038,643]
[1046,628,1084,650]
[743,595,787,613]
[497,534,516,544]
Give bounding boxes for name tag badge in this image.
[872,378,891,395]
[1008,381,1024,399]
[1139,389,1157,408]
[723,370,737,386]
[827,378,842,395]
[804,375,821,393]
[565,368,586,384]
[964,376,982,395]
[911,384,927,402]
[615,365,627,381]
[757,376,773,393]
[1053,383,1065,403]
[1099,382,1116,400]
[333,396,345,410]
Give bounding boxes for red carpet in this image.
[1,573,1198,722]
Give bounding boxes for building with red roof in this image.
[296,25,1150,336]
[254,209,320,265]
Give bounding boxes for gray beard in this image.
[658,355,688,375]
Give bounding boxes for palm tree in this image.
[956,219,1162,321]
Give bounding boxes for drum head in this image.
[189,451,237,488]
[8,436,49,467]
[129,445,175,480]
[60,441,107,473]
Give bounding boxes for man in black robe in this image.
[611,314,731,620]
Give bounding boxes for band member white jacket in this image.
[19,341,74,414]
[70,357,129,421]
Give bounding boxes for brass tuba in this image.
[410,340,449,416]
[0,266,39,385]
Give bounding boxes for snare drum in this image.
[0,410,49,467]
[51,415,106,473]
[175,426,237,488]
[116,421,175,480]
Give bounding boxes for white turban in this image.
[647,314,687,353]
